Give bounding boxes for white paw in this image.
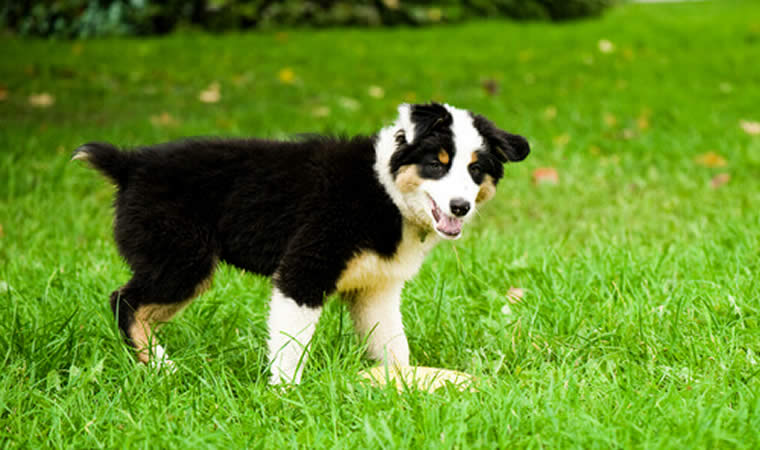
[148,345,177,374]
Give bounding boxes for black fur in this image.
[77,136,403,342]
[471,114,530,164]
[389,103,455,179]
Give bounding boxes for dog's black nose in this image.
[450,198,470,217]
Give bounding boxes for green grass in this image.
[2,1,760,447]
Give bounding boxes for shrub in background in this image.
[1,0,615,38]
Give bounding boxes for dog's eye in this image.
[469,164,483,181]
[423,160,446,178]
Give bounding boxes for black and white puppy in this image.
[74,102,529,384]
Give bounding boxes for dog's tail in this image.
[72,142,131,187]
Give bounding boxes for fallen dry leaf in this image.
[0,86,7,101]
[598,39,615,54]
[29,92,55,108]
[543,105,557,120]
[553,133,570,146]
[740,120,760,136]
[403,91,417,102]
[481,79,500,96]
[507,287,525,304]
[621,128,637,140]
[533,168,559,185]
[198,82,220,103]
[0,223,4,237]
[710,173,731,189]
[368,85,385,99]
[312,106,330,118]
[277,68,295,84]
[637,115,650,131]
[150,112,178,127]
[275,32,288,43]
[695,151,727,168]
[339,96,360,111]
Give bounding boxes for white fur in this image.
[147,344,176,373]
[266,288,322,384]
[350,280,409,365]
[337,223,439,367]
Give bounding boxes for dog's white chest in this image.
[336,225,438,293]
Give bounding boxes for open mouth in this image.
[428,195,463,239]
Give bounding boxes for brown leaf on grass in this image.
[0,86,7,101]
[695,151,727,168]
[339,97,360,111]
[29,93,55,108]
[637,115,650,131]
[403,92,417,102]
[740,120,760,136]
[533,168,559,185]
[150,112,178,127]
[598,39,615,54]
[621,128,637,140]
[0,223,4,238]
[543,105,557,120]
[710,173,731,189]
[312,106,330,118]
[481,79,500,96]
[507,287,525,304]
[553,133,570,146]
[198,82,220,103]
[275,32,289,43]
[368,85,385,99]
[277,68,295,84]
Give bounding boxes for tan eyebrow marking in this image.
[471,152,479,164]
[438,149,450,165]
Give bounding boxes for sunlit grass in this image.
[2,1,760,447]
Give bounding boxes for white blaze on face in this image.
[420,104,485,239]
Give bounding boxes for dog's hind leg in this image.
[111,257,217,369]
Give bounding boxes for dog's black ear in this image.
[472,114,530,163]
[410,103,453,142]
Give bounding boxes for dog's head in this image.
[375,102,530,240]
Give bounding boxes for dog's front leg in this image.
[266,287,322,385]
[350,281,410,366]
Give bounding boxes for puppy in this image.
[74,102,530,384]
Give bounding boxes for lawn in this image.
[2,1,760,447]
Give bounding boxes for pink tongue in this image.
[436,215,463,236]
